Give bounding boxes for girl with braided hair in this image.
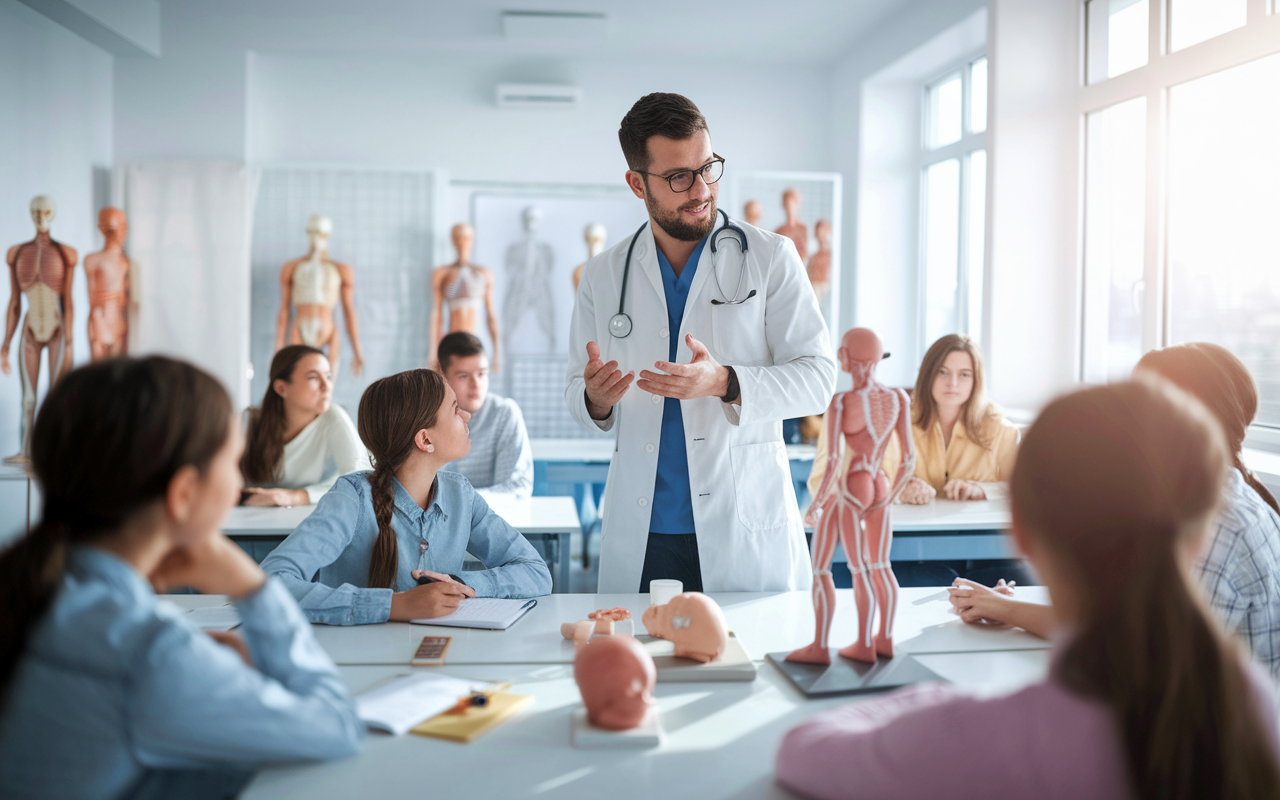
[260,368,550,625]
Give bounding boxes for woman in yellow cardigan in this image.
[808,334,1019,505]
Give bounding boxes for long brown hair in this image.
[912,334,996,448]
[0,357,232,702]
[356,369,446,589]
[241,345,325,483]
[1012,378,1280,800]
[1137,342,1279,514]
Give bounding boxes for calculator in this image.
[411,636,452,666]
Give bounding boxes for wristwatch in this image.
[721,366,740,403]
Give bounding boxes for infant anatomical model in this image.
[83,207,133,360]
[274,214,365,376]
[431,223,500,371]
[642,592,728,663]
[572,223,607,292]
[574,634,656,731]
[788,328,915,665]
[774,188,808,262]
[3,196,77,462]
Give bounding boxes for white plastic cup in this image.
[649,579,682,606]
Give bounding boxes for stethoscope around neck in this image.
[609,208,755,339]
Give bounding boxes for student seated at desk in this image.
[0,357,362,800]
[851,334,1019,505]
[777,377,1280,800]
[951,343,1280,679]
[240,345,367,507]
[437,331,533,501]
[260,368,552,625]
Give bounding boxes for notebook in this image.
[410,597,538,630]
[357,672,495,736]
[411,691,533,742]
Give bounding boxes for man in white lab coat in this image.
[566,93,836,593]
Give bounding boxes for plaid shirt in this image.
[1197,468,1280,680]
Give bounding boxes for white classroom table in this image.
[0,462,36,547]
[221,496,581,593]
[168,586,1051,800]
[169,586,1050,667]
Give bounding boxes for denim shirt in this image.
[260,470,553,625]
[0,547,363,800]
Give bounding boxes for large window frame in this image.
[1079,0,1280,441]
[918,51,991,354]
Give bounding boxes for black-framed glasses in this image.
[637,155,725,193]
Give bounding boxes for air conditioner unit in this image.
[496,83,583,110]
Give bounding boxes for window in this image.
[920,54,988,350]
[1086,0,1149,84]
[1169,0,1247,52]
[1080,2,1280,429]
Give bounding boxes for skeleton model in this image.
[774,187,808,262]
[3,196,77,462]
[274,214,365,376]
[83,207,133,360]
[571,223,607,292]
[787,328,915,665]
[502,206,556,355]
[430,223,499,371]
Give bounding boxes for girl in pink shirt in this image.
[776,378,1280,800]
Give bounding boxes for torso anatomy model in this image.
[571,223,607,293]
[3,196,77,462]
[774,188,808,263]
[787,328,916,665]
[807,219,832,306]
[503,206,556,355]
[275,214,365,377]
[430,223,499,371]
[82,207,133,360]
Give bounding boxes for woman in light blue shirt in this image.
[261,368,552,625]
[0,357,362,800]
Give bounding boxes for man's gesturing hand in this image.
[637,335,732,402]
[584,341,634,420]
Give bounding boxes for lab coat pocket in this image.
[730,441,791,531]
[711,300,769,366]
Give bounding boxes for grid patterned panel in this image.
[251,168,435,413]
[504,354,608,440]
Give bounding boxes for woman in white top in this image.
[241,345,366,506]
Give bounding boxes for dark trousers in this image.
[638,532,703,593]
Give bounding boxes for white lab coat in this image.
[566,220,836,593]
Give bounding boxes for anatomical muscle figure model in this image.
[787,328,915,665]
[83,207,133,360]
[274,214,365,377]
[3,196,77,463]
[774,187,808,262]
[431,223,499,371]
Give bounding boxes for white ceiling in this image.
[161,0,914,64]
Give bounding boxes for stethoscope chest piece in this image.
[609,313,633,339]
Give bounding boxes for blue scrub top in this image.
[650,236,708,534]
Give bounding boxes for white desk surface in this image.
[221,496,581,537]
[531,438,817,464]
[241,649,1049,800]
[167,586,1049,667]
[891,498,1010,532]
[0,462,31,481]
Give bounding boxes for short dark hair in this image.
[618,93,708,172]
[437,331,485,373]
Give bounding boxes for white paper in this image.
[410,597,538,630]
[357,673,493,736]
[184,604,241,631]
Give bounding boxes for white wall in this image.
[985,0,1081,409]
[0,0,112,533]
[246,54,833,186]
[826,0,988,390]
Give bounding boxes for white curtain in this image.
[116,162,256,408]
